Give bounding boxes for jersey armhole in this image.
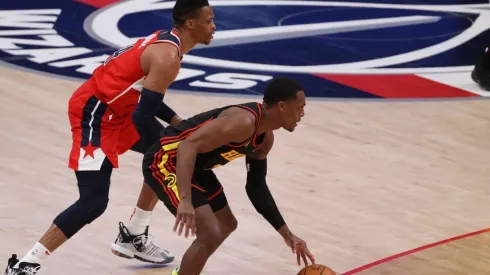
[226,105,260,148]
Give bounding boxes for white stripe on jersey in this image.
[107,77,145,104]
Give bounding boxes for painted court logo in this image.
[0,0,489,98]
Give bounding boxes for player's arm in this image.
[173,110,257,237]
[132,43,181,141]
[244,132,287,232]
[156,101,182,126]
[176,111,256,202]
[246,132,315,266]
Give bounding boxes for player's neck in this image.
[258,104,282,133]
[172,27,198,55]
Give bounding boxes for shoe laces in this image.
[133,233,158,251]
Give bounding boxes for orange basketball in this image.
[297,264,337,275]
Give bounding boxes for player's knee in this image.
[52,195,108,238]
[85,195,109,223]
[198,223,223,251]
[222,216,238,237]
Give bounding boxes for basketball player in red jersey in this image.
[3,0,215,274]
[142,77,315,275]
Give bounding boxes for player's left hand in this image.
[284,233,315,267]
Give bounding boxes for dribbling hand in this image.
[173,199,196,238]
[284,233,315,267]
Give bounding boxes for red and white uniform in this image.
[67,30,181,171]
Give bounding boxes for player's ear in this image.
[184,19,195,29]
[277,101,285,111]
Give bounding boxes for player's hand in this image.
[284,233,315,267]
[170,115,183,126]
[173,198,196,238]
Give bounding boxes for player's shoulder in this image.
[145,42,180,59]
[226,105,257,119]
[156,29,181,42]
[219,106,257,131]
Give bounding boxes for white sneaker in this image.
[111,222,174,264]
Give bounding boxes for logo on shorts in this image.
[165,173,177,188]
[165,173,180,200]
[0,0,489,98]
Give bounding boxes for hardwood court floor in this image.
[1,66,489,274]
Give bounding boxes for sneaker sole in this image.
[110,243,175,264]
[111,243,135,259]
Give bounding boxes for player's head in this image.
[173,0,215,45]
[263,77,306,132]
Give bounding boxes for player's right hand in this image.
[174,198,196,238]
[170,115,183,126]
[284,233,315,267]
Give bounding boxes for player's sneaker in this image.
[171,268,204,275]
[111,222,174,264]
[3,254,41,275]
[472,69,490,91]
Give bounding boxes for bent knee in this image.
[85,196,109,223]
[222,216,238,236]
[198,224,223,249]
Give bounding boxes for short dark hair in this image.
[173,0,209,26]
[263,77,303,105]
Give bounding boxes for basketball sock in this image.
[127,207,152,235]
[15,242,50,267]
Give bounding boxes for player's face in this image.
[279,91,306,132]
[193,6,216,45]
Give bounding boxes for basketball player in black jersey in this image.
[142,77,315,275]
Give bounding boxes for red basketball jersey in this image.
[90,29,182,116]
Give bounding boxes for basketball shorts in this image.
[142,140,228,215]
[67,80,141,171]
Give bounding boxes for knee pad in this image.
[85,195,109,224]
[54,165,112,238]
[53,195,109,238]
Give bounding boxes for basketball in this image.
[297,264,337,275]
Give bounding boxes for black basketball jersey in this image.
[160,102,266,170]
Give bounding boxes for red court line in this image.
[341,227,490,275]
[75,0,120,8]
[315,74,478,98]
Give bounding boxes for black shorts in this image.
[142,140,228,216]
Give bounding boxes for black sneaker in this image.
[3,255,40,275]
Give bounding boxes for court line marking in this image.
[341,227,490,274]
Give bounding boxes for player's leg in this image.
[176,205,224,275]
[4,162,113,275]
[125,121,164,217]
[117,136,160,236]
[4,91,117,275]
[172,171,237,275]
[43,159,113,247]
[111,119,174,264]
[139,143,218,275]
[196,170,238,248]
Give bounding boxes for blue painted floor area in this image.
[0,0,489,98]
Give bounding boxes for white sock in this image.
[15,242,50,267]
[127,207,152,235]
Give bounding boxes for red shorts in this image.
[68,80,140,171]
